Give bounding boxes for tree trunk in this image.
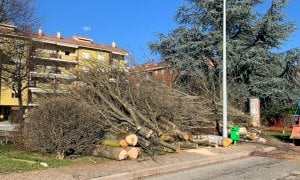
[192,135,232,147]
[158,117,177,129]
[177,142,198,149]
[190,138,210,145]
[137,136,151,147]
[174,130,190,141]
[101,139,128,148]
[138,126,154,139]
[153,138,179,152]
[159,133,175,142]
[92,145,128,160]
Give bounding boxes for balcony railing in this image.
[29,87,68,94]
[31,52,78,64]
[30,72,76,80]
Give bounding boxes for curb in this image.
[90,146,276,180]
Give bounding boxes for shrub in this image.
[22,96,107,159]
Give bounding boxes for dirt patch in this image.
[253,136,300,160]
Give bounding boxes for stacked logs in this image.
[93,134,140,160]
[92,121,235,160]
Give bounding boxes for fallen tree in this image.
[21,64,246,158]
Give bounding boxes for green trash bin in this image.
[230,125,240,145]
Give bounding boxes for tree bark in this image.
[192,135,232,147]
[153,138,179,152]
[177,142,198,149]
[138,126,154,139]
[137,136,151,147]
[101,139,128,148]
[92,145,128,160]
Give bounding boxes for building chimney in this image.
[112,41,116,48]
[38,27,42,36]
[57,31,61,39]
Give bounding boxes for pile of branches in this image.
[70,65,228,155]
[22,64,236,159]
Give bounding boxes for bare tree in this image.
[0,0,39,123]
[21,61,247,157]
[0,34,37,123]
[0,0,38,31]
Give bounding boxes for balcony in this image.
[29,87,68,94]
[31,52,78,64]
[30,72,76,80]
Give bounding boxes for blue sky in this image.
[36,0,299,64]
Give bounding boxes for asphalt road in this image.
[146,156,300,180]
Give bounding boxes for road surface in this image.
[146,156,300,180]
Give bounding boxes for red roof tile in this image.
[0,25,129,55]
[31,33,129,55]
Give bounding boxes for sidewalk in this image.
[0,143,275,180]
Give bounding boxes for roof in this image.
[0,24,129,56]
[32,33,129,55]
[129,61,170,72]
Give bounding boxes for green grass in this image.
[264,130,291,137]
[0,144,107,174]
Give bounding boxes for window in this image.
[82,52,90,59]
[98,54,105,61]
[65,51,70,55]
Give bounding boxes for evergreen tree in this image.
[150,0,299,116]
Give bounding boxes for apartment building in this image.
[130,61,175,87]
[0,24,128,121]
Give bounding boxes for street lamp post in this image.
[222,0,228,138]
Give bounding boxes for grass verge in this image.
[0,144,107,174]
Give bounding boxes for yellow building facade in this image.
[0,24,128,121]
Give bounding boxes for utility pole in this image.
[222,0,228,138]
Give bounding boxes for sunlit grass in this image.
[0,144,107,173]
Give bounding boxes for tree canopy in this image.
[150,0,300,116]
[0,0,38,31]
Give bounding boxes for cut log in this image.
[138,136,151,147]
[159,133,175,142]
[174,130,190,141]
[158,117,177,129]
[158,123,172,131]
[153,138,180,152]
[190,138,218,147]
[101,139,128,148]
[92,145,128,160]
[190,138,210,145]
[120,140,129,148]
[125,147,141,159]
[246,132,258,140]
[178,142,198,149]
[125,134,138,146]
[239,127,248,136]
[192,135,232,147]
[138,126,154,139]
